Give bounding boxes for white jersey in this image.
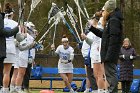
[81,32,94,57]
[84,32,100,59]
[4,18,18,54]
[55,45,74,61]
[19,33,34,61]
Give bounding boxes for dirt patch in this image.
[30,80,82,89]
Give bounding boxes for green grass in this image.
[31,90,83,93]
[31,90,122,93]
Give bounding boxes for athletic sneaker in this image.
[70,89,77,93]
[10,88,17,93]
[84,89,90,93]
[13,90,25,93]
[1,88,9,93]
[91,90,98,93]
[24,89,32,93]
[0,90,2,93]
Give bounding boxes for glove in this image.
[28,56,33,64]
[84,56,91,67]
[35,43,44,50]
[68,60,71,63]
[119,55,125,59]
[130,55,134,59]
[51,44,55,50]
[77,42,83,49]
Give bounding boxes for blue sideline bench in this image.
[133,69,140,76]
[30,67,86,89]
[30,66,140,90]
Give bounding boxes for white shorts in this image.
[4,53,16,64]
[58,61,73,73]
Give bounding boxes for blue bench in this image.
[30,67,86,89]
[133,69,140,76]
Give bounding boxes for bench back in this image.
[133,69,140,76]
[41,67,86,75]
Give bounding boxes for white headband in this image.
[5,12,14,17]
[61,38,68,42]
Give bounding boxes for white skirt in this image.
[90,46,101,68]
[18,58,28,68]
[58,61,73,73]
[4,53,16,63]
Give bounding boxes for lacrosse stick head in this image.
[48,3,59,24]
[66,4,78,24]
[48,3,66,24]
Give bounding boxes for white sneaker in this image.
[10,88,17,93]
[17,90,24,93]
[24,89,32,93]
[70,90,77,93]
[104,90,109,93]
[0,89,2,93]
[1,88,9,93]
[92,90,98,93]
[84,89,90,93]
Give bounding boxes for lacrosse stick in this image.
[50,3,80,43]
[73,0,89,21]
[27,0,42,22]
[66,4,81,42]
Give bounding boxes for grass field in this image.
[31,90,122,93]
[31,90,83,93]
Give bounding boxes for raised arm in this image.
[89,26,103,38]
[18,42,35,51]
[0,14,19,37]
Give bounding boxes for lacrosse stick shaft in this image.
[62,17,80,43]
[74,0,88,21]
[38,21,55,43]
[81,0,89,18]
[77,0,84,34]
[52,24,57,44]
[67,4,81,32]
[66,4,81,42]
[73,26,81,42]
[27,10,32,22]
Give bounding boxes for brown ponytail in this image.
[4,2,13,14]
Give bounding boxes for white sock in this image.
[98,89,104,93]
[70,88,74,92]
[10,84,15,92]
[2,87,9,93]
[85,88,90,92]
[104,89,109,93]
[84,88,89,93]
[15,86,21,92]
[92,90,98,93]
